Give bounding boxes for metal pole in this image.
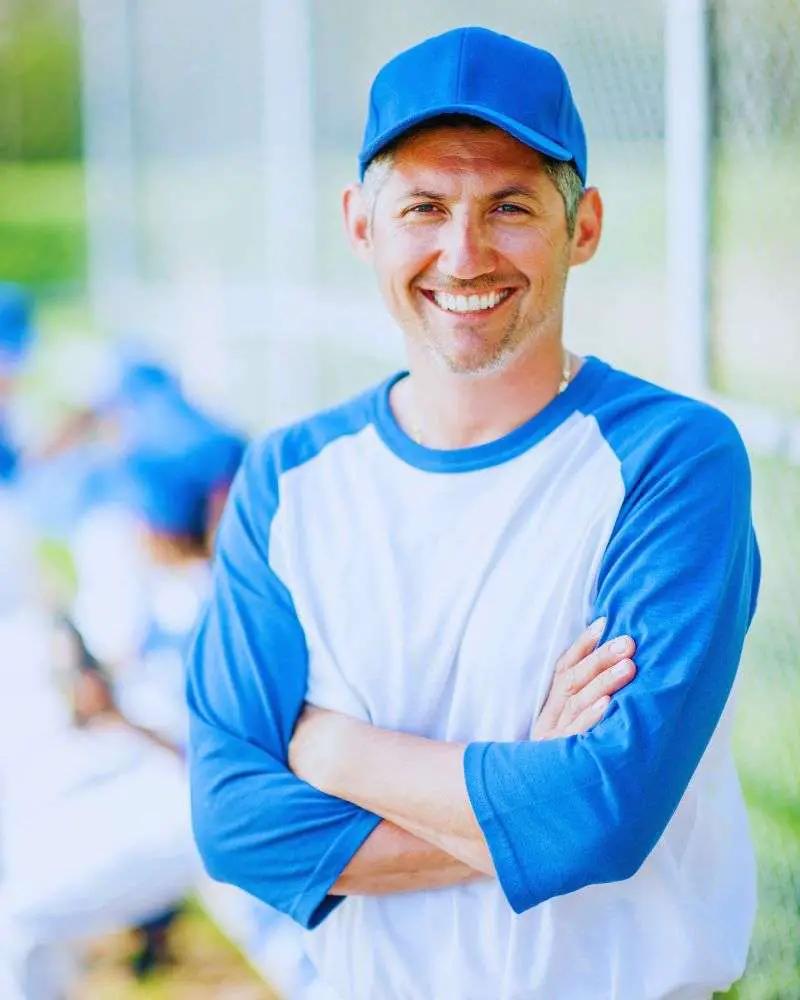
[665,0,712,397]
[78,0,139,332]
[261,0,316,282]
[259,0,320,422]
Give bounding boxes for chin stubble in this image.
[421,293,548,378]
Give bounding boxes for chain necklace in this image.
[556,348,573,395]
[410,349,573,446]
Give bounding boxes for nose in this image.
[436,212,496,281]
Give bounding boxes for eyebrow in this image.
[401,188,447,201]
[492,185,544,203]
[399,184,545,204]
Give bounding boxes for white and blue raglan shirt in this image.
[187,357,760,1000]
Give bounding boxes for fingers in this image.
[553,617,607,678]
[564,633,635,697]
[533,624,638,742]
[569,656,636,717]
[566,695,611,736]
[532,627,638,742]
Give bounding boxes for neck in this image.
[393,340,579,450]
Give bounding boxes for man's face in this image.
[350,125,590,377]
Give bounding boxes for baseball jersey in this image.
[187,356,760,1000]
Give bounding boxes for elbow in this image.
[190,786,237,886]
[595,825,652,884]
[194,836,228,886]
[507,810,658,915]
[191,813,224,885]
[593,783,674,886]
[576,808,658,888]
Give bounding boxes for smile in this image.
[423,289,514,314]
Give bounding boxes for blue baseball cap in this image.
[358,26,587,184]
[123,432,246,538]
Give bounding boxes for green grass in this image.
[0,160,86,290]
[0,162,86,291]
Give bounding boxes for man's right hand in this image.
[532,621,636,741]
[72,669,118,726]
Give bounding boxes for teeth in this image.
[432,290,509,313]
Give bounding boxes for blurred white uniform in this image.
[70,503,203,748]
[0,501,199,1000]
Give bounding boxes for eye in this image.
[494,203,529,216]
[403,202,442,217]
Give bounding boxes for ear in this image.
[569,187,603,267]
[343,183,373,263]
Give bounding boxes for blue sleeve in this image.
[186,438,381,929]
[464,404,761,913]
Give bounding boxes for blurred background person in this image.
[0,416,245,1000]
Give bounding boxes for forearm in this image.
[87,712,182,757]
[332,819,484,894]
[295,714,494,876]
[288,627,638,906]
[123,720,182,757]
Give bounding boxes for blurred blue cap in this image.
[358,26,587,183]
[96,352,241,463]
[124,433,246,537]
[95,352,179,415]
[122,390,243,462]
[0,284,34,373]
[116,361,178,403]
[0,434,17,482]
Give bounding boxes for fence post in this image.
[665,0,711,397]
[78,0,139,332]
[259,0,320,423]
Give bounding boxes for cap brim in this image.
[359,103,575,179]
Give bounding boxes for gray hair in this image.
[540,158,584,238]
[361,115,585,236]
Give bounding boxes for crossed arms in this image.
[187,415,759,927]
[289,624,636,894]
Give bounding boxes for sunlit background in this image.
[0,1,797,998]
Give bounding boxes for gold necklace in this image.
[410,349,573,446]
[556,349,573,395]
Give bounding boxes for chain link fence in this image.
[710,2,800,996]
[711,0,800,414]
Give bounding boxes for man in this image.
[188,27,760,1000]
[85,428,246,750]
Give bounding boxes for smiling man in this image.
[187,27,760,1000]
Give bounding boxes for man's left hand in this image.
[289,627,636,792]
